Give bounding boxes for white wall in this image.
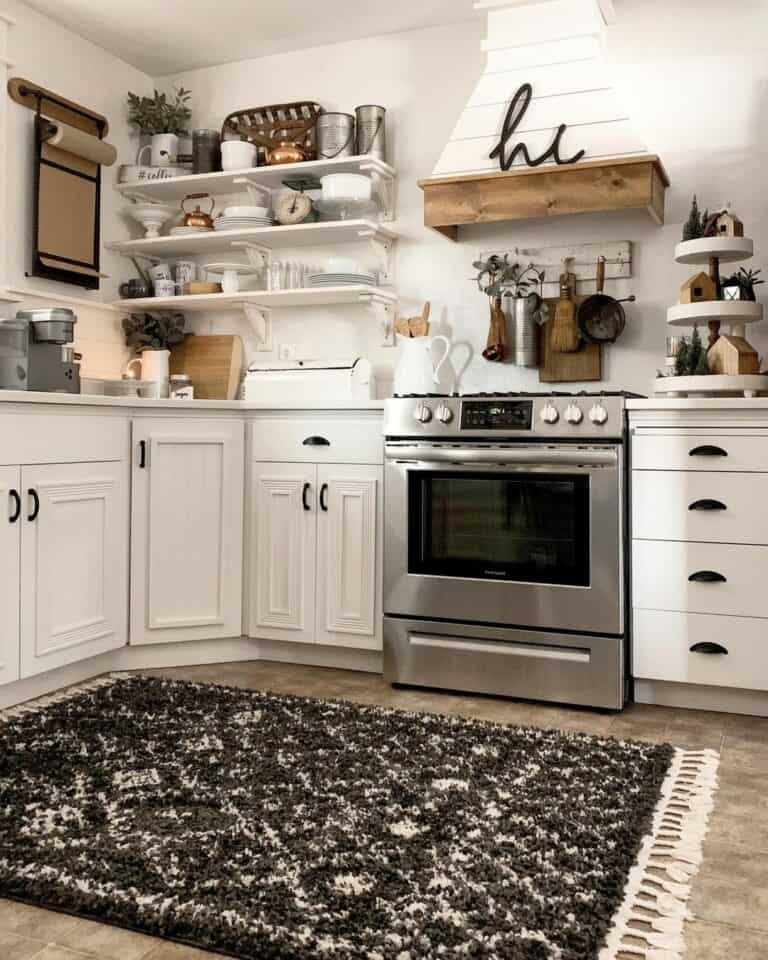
[1,0,152,376]
[160,0,768,396]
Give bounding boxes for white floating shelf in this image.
[114,155,397,219]
[655,374,768,398]
[106,219,397,258]
[113,285,398,313]
[667,301,763,327]
[675,237,754,265]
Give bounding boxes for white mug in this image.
[221,139,257,171]
[136,133,179,168]
[148,262,172,283]
[153,279,178,298]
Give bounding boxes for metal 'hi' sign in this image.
[490,83,586,170]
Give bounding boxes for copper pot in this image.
[181,193,216,229]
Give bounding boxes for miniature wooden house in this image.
[714,212,744,238]
[680,271,717,304]
[707,334,759,375]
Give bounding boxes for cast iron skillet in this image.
[577,256,636,344]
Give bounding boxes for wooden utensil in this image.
[169,335,243,399]
[483,297,508,362]
[539,291,601,383]
[409,301,431,338]
[550,269,579,353]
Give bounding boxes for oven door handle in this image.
[384,445,618,467]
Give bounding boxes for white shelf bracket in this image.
[357,229,395,285]
[359,160,396,222]
[363,296,396,347]
[241,302,272,352]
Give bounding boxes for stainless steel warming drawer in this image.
[384,617,624,710]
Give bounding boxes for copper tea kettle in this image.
[180,193,216,229]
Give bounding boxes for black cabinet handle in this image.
[320,483,328,512]
[689,445,728,457]
[27,488,40,522]
[302,482,311,511]
[8,489,20,524]
[688,570,727,583]
[302,436,330,447]
[138,440,147,469]
[689,499,727,511]
[690,641,728,655]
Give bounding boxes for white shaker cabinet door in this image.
[0,467,21,686]
[248,462,317,644]
[131,419,244,645]
[316,464,382,651]
[20,461,128,678]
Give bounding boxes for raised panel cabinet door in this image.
[248,462,317,644]
[20,461,128,679]
[316,464,382,650]
[131,419,245,645]
[0,466,21,685]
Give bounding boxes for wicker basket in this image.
[221,101,323,166]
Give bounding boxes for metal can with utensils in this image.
[355,105,386,161]
[317,113,356,160]
[512,294,545,368]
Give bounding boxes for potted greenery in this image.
[127,87,192,167]
[123,311,190,395]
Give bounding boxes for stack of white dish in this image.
[308,256,375,287]
[214,204,273,231]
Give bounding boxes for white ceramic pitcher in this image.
[126,349,170,397]
[393,334,453,396]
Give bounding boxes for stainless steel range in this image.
[383,392,636,710]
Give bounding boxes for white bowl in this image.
[224,205,270,218]
[320,173,372,202]
[325,256,360,273]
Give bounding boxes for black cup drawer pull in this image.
[689,499,727,511]
[302,436,330,447]
[688,570,727,583]
[8,489,21,524]
[689,445,728,458]
[302,482,311,511]
[690,641,729,655]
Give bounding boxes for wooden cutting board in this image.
[170,335,244,400]
[538,294,602,383]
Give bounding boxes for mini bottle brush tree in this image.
[682,195,710,242]
[473,254,543,362]
[673,326,710,377]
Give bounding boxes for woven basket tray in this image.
[221,101,323,166]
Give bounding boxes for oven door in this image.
[384,443,624,635]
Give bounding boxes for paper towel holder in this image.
[9,77,111,290]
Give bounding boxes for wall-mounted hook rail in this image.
[477,241,632,287]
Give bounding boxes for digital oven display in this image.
[460,400,533,430]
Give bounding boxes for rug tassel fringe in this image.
[0,673,123,721]
[598,747,719,960]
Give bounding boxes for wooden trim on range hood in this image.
[418,154,670,241]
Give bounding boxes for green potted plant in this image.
[123,311,190,396]
[127,87,192,167]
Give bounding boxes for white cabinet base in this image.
[635,679,768,717]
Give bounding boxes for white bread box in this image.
[242,358,376,403]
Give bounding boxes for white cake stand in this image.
[201,263,261,294]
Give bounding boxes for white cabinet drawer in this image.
[250,417,382,464]
[633,539,768,618]
[0,414,129,465]
[633,609,768,691]
[632,434,768,472]
[632,471,768,544]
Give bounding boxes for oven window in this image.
[408,471,590,586]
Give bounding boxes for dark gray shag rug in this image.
[0,675,678,960]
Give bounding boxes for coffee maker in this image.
[0,308,80,393]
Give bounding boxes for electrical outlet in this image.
[278,343,297,360]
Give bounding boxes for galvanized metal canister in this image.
[512,294,541,367]
[355,104,386,161]
[317,112,356,160]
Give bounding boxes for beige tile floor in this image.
[0,660,765,960]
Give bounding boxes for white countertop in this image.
[627,398,768,410]
[0,390,386,411]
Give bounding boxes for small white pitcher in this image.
[126,349,171,398]
[393,335,453,396]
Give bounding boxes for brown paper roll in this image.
[41,118,117,167]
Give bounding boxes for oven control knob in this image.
[589,403,609,425]
[540,402,559,424]
[413,402,433,423]
[435,403,453,424]
[565,403,583,425]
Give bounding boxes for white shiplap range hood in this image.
[421,0,668,238]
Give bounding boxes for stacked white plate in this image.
[214,216,274,231]
[308,272,376,287]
